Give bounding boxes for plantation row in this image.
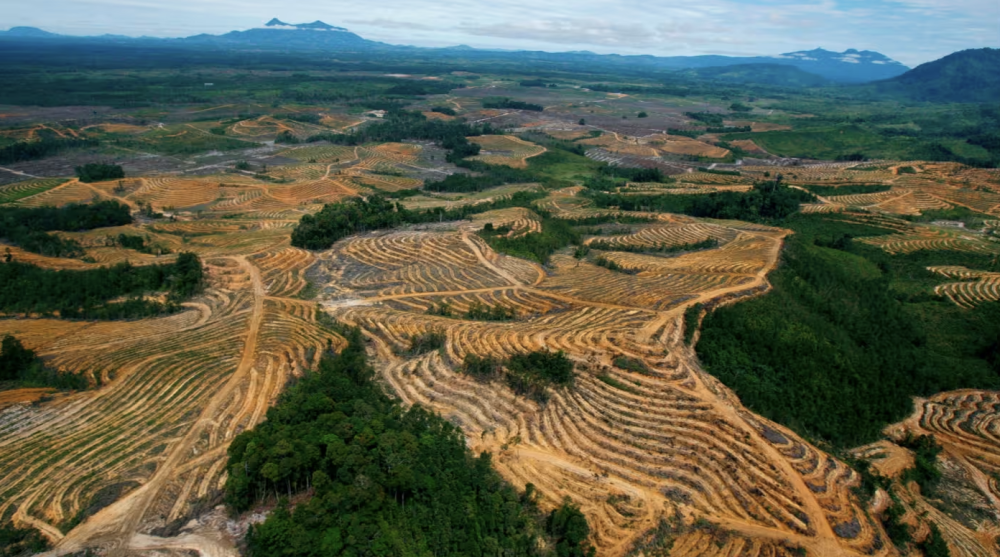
[0,251,341,549]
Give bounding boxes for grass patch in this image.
[0,178,67,204]
[295,280,320,300]
[109,127,258,156]
[613,356,650,374]
[724,125,936,161]
[597,373,637,393]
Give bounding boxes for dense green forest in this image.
[479,218,580,264]
[0,201,132,258]
[870,48,1000,103]
[0,334,87,390]
[695,215,1000,446]
[291,191,547,250]
[306,109,489,163]
[75,162,125,183]
[424,160,537,193]
[0,524,49,557]
[225,326,593,557]
[482,98,544,111]
[0,252,203,319]
[587,237,718,254]
[587,183,815,223]
[0,137,98,164]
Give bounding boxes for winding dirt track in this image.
[35,258,263,556]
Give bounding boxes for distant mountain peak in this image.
[3,26,61,37]
[773,48,904,67]
[259,18,348,32]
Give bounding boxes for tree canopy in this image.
[0,201,133,258]
[75,162,125,183]
[0,252,203,319]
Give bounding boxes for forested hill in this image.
[676,64,830,87]
[872,48,1000,103]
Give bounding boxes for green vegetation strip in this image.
[587,183,815,224]
[0,137,99,165]
[802,184,892,196]
[291,191,546,250]
[0,253,203,320]
[0,201,132,258]
[0,179,67,204]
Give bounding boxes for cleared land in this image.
[1,91,998,556]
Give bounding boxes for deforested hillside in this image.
[0,47,998,557]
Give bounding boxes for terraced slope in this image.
[3,153,999,556]
[313,221,896,557]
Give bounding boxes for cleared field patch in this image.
[267,179,359,205]
[277,144,358,164]
[467,135,546,168]
[469,207,543,238]
[858,226,999,255]
[578,134,659,157]
[318,113,364,130]
[129,177,224,210]
[544,129,594,141]
[729,139,768,155]
[422,111,455,121]
[641,134,731,158]
[348,173,423,192]
[824,189,907,207]
[584,222,738,250]
[227,116,322,139]
[751,122,793,132]
[928,266,1000,308]
[676,172,745,186]
[14,180,103,208]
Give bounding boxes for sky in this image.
[5,0,998,66]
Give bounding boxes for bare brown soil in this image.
[2,151,998,556]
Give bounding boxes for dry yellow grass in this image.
[641,134,732,158]
[468,135,547,168]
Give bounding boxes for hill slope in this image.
[0,23,906,83]
[678,63,830,87]
[767,48,907,82]
[0,26,61,38]
[182,19,373,50]
[873,48,1000,102]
